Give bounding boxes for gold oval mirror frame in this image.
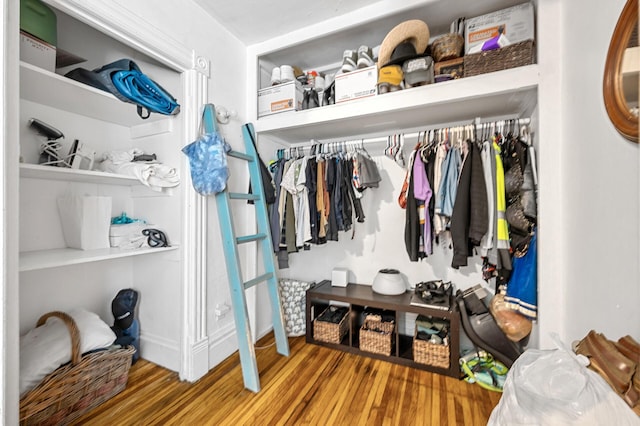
[603,0,639,143]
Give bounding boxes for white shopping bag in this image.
[57,195,112,250]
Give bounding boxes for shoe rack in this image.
[306,280,461,378]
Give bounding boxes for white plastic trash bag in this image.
[488,334,640,425]
[57,195,112,250]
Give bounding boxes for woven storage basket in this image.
[313,306,349,344]
[359,315,395,356]
[431,33,464,63]
[20,311,135,426]
[463,40,535,77]
[413,328,450,369]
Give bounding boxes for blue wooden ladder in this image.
[204,105,289,392]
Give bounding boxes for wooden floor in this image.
[71,334,502,425]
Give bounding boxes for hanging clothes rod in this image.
[289,117,531,148]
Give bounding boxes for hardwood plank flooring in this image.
[71,334,502,425]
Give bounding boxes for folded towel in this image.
[97,159,179,192]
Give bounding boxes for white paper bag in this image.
[57,196,112,250]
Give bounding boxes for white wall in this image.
[3,0,21,423]
[558,0,639,342]
[260,138,489,291]
[107,0,251,365]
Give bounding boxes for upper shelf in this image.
[254,0,529,72]
[20,163,140,185]
[19,61,164,127]
[254,65,539,144]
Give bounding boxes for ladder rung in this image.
[229,192,260,201]
[227,150,253,161]
[236,233,267,244]
[244,272,273,290]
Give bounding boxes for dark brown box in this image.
[434,57,464,80]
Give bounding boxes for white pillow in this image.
[20,308,116,397]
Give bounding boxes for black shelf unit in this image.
[306,280,461,378]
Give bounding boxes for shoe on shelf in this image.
[308,88,319,109]
[302,88,320,110]
[270,66,281,85]
[357,45,375,68]
[341,49,358,73]
[323,81,335,106]
[280,65,295,83]
[377,65,403,94]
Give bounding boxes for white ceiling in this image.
[192,0,373,45]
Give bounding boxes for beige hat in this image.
[377,20,430,68]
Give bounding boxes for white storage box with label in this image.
[20,31,56,72]
[335,66,377,104]
[464,2,535,55]
[258,80,303,117]
[57,195,112,250]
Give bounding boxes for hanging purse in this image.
[181,104,231,195]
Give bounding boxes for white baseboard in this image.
[140,325,275,379]
[257,325,273,341]
[140,332,180,372]
[208,323,238,368]
[180,338,210,382]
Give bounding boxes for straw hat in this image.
[378,20,430,68]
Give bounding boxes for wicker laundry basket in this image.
[19,311,135,426]
[278,279,313,337]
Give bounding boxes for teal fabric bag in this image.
[182,105,231,195]
[65,59,180,119]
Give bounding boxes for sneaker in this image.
[402,56,434,88]
[302,88,320,110]
[270,66,281,85]
[323,81,335,106]
[341,49,358,73]
[377,65,403,94]
[280,65,295,83]
[308,88,319,109]
[357,45,375,68]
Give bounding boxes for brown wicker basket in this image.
[431,33,464,62]
[19,311,135,426]
[359,315,395,356]
[313,306,349,344]
[413,328,450,369]
[463,40,535,77]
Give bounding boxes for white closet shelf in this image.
[254,65,539,143]
[20,61,163,127]
[19,245,178,272]
[20,163,141,185]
